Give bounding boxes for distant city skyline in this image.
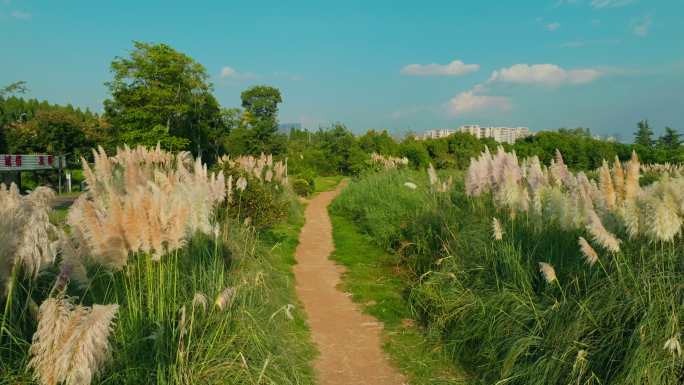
[1,0,682,138]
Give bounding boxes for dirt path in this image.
[294,183,407,385]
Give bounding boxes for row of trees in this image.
[1,41,682,174]
[1,42,286,164]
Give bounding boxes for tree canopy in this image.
[103,41,223,155]
[634,120,654,147]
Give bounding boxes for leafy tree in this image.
[26,109,90,156]
[358,130,399,156]
[634,120,654,147]
[0,81,27,98]
[399,137,430,168]
[205,108,241,159]
[104,41,222,154]
[658,127,681,149]
[120,125,190,151]
[0,81,28,152]
[234,86,285,155]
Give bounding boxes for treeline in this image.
[1,42,682,173]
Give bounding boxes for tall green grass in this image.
[1,204,315,385]
[333,169,684,385]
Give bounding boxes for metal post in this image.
[58,155,63,194]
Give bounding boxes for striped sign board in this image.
[0,154,66,171]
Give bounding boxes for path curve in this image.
[294,183,406,385]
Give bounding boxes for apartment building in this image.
[419,125,533,144]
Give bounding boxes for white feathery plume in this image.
[492,217,503,240]
[624,151,640,204]
[538,262,558,284]
[578,237,599,266]
[68,145,226,270]
[427,163,438,186]
[0,184,60,294]
[663,334,682,357]
[192,292,208,313]
[644,193,682,242]
[215,287,236,311]
[586,209,621,253]
[599,160,616,210]
[236,176,247,192]
[613,156,625,203]
[29,297,119,385]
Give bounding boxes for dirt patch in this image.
[294,182,407,385]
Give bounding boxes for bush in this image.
[292,178,313,197]
[218,157,291,229]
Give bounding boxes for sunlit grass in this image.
[328,212,467,385]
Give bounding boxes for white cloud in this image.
[220,66,237,78]
[10,10,31,20]
[401,59,479,76]
[546,22,561,31]
[488,64,602,86]
[447,91,511,117]
[591,0,635,8]
[633,15,652,37]
[219,66,257,80]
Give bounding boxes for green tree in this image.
[0,81,28,152]
[0,81,27,98]
[658,127,681,149]
[29,109,90,156]
[634,120,654,147]
[104,41,222,154]
[235,85,285,155]
[358,129,399,156]
[399,137,430,168]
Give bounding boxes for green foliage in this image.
[634,119,655,147]
[358,129,400,156]
[219,162,291,228]
[119,124,191,151]
[0,96,101,159]
[104,41,223,155]
[658,127,681,150]
[398,137,431,168]
[230,86,286,156]
[292,170,316,197]
[292,178,313,197]
[287,124,369,176]
[0,81,27,98]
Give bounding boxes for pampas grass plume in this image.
[578,237,599,266]
[492,217,503,240]
[215,287,236,311]
[29,297,118,385]
[663,334,682,357]
[586,209,621,253]
[192,292,208,312]
[538,262,557,284]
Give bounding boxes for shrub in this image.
[218,154,291,228]
[292,178,313,197]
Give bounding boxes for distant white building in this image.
[420,128,457,140]
[419,125,533,144]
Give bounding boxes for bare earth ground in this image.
[294,183,407,385]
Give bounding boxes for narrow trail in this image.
[294,183,406,385]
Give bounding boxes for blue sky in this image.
[1,0,682,138]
